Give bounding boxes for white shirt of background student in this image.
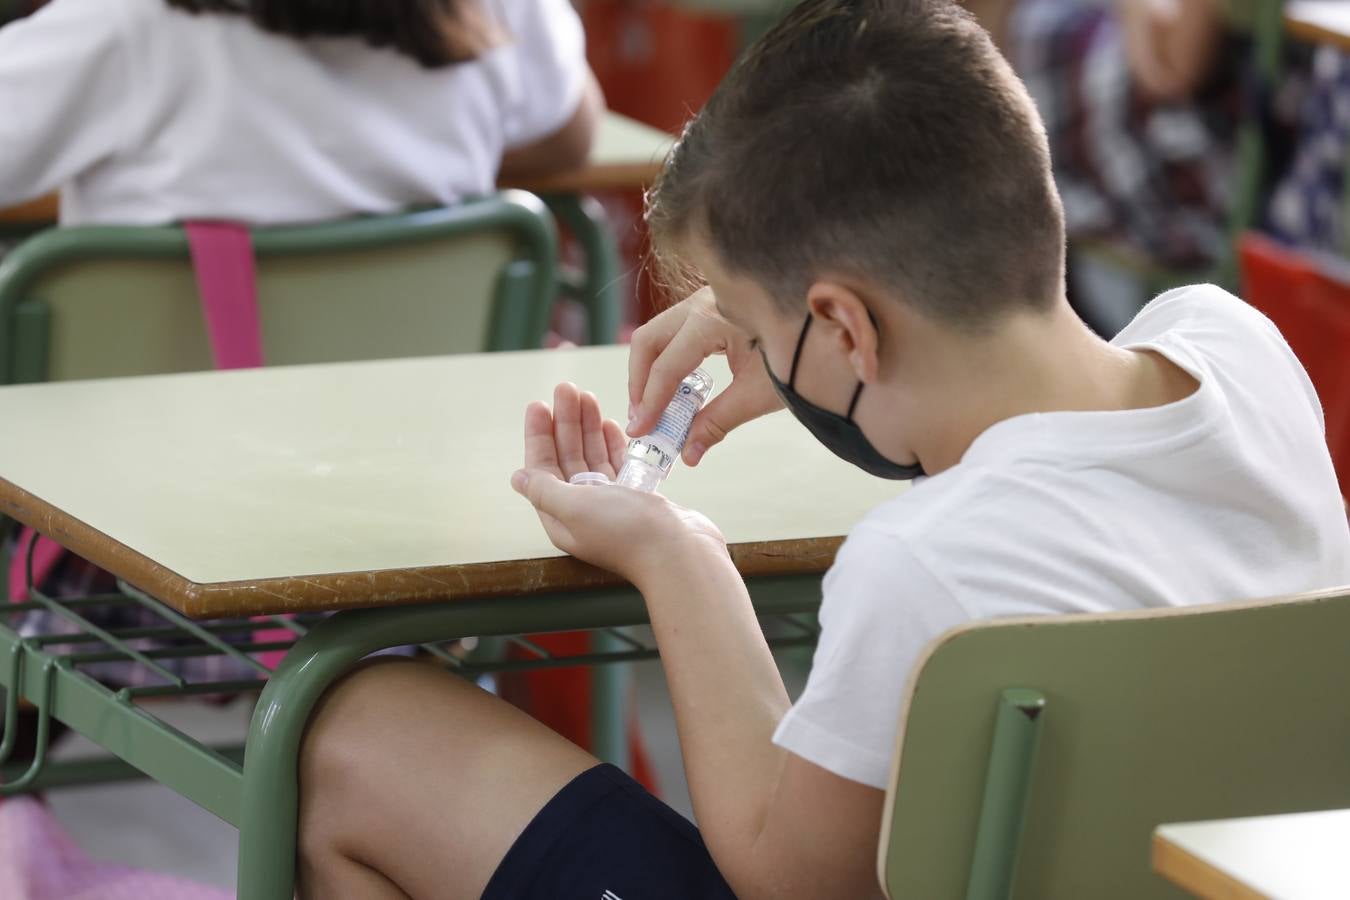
[0,0,602,226]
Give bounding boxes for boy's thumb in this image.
[511,468,570,518]
[684,384,773,465]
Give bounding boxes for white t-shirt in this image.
[0,0,586,225]
[773,284,1350,789]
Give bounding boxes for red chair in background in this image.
[1238,232,1350,496]
[583,0,738,325]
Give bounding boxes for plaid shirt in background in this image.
[1008,0,1242,270]
[1268,47,1350,254]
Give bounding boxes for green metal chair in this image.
[0,190,558,386]
[880,586,1350,899]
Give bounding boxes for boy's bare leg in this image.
[297,658,598,900]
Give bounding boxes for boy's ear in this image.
[806,279,880,383]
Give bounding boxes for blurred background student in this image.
[0,0,603,226]
[1268,45,1350,253]
[964,0,1246,331]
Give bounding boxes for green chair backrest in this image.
[880,587,1350,899]
[0,190,557,384]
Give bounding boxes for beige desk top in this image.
[1286,1,1350,51]
[0,347,899,618]
[505,112,674,194]
[0,113,673,227]
[1153,809,1350,900]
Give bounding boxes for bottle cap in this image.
[568,472,613,487]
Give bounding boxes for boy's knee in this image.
[299,657,432,784]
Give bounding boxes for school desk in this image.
[1285,1,1350,53]
[508,112,673,195]
[0,345,899,899]
[1153,808,1350,899]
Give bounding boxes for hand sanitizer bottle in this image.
[616,368,715,491]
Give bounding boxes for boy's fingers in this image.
[579,391,610,473]
[522,401,560,472]
[683,379,780,466]
[552,382,587,478]
[602,418,627,477]
[627,305,686,419]
[633,323,714,436]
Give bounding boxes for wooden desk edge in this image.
[1285,14,1350,52]
[0,194,59,226]
[3,160,665,230]
[503,161,666,195]
[0,476,839,619]
[1150,829,1270,900]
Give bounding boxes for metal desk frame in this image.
[0,526,820,898]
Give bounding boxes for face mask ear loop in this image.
[787,315,813,391]
[845,381,865,422]
[845,309,881,421]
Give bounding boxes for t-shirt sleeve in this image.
[0,0,140,204]
[497,0,589,149]
[772,526,971,789]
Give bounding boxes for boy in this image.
[296,1,1350,897]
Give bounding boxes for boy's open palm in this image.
[512,382,726,584]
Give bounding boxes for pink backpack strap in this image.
[6,528,64,603]
[0,221,267,601]
[7,223,289,667]
[185,221,264,370]
[184,221,289,668]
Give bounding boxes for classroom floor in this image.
[41,651,810,891]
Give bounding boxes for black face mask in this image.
[761,315,925,480]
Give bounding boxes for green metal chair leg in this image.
[0,514,12,604]
[589,630,631,769]
[542,188,629,761]
[544,193,623,345]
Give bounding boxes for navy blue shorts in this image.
[481,763,739,900]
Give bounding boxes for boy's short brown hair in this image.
[647,0,1066,331]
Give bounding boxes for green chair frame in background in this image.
[544,193,625,346]
[881,587,1350,900]
[0,190,559,385]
